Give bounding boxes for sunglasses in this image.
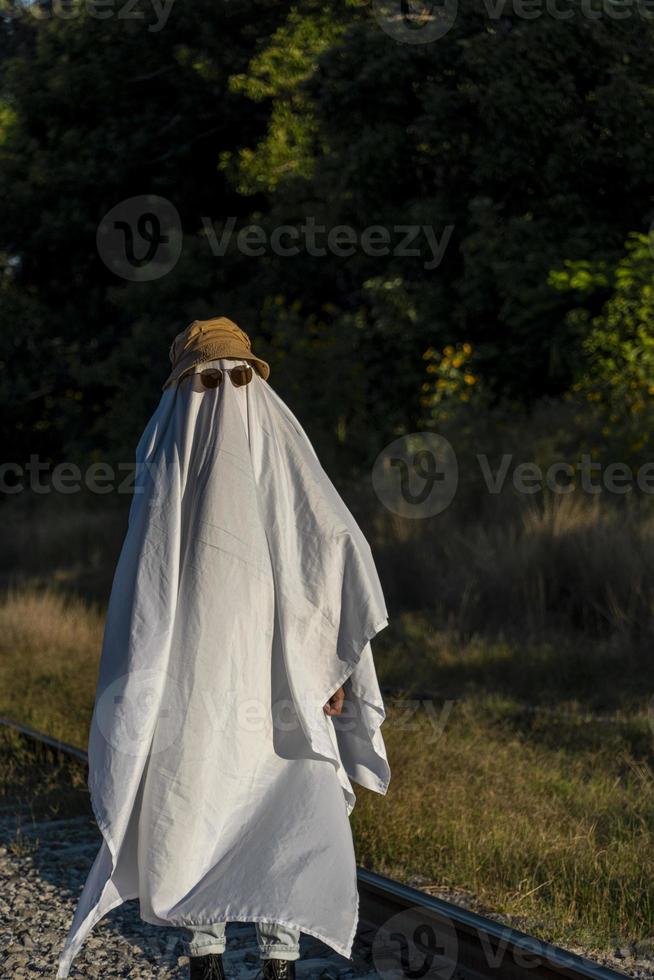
[197,364,254,389]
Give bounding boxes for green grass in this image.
[0,727,90,835]
[373,613,651,717]
[353,697,653,951]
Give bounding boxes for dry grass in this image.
[0,490,127,600]
[0,586,103,746]
[373,489,654,643]
[353,700,654,951]
[0,727,90,828]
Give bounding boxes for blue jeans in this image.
[183,920,301,961]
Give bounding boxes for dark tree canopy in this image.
[1,0,653,472]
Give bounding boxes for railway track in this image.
[0,715,631,980]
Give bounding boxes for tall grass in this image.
[0,489,127,600]
[373,489,654,643]
[0,586,103,746]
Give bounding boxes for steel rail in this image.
[0,715,88,763]
[356,868,629,980]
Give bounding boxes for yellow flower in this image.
[443,345,455,357]
[452,356,463,368]
[462,342,472,355]
[463,373,476,385]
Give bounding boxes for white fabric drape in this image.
[57,359,389,978]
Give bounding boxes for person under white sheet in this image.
[56,317,390,980]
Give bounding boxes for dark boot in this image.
[262,959,296,980]
[189,952,226,980]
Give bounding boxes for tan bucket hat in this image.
[163,316,270,390]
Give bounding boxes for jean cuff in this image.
[259,947,300,961]
[185,942,226,957]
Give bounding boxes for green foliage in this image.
[224,4,352,193]
[550,233,654,460]
[0,0,287,466]
[226,1,654,411]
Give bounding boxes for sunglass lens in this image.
[230,365,253,387]
[200,369,223,389]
